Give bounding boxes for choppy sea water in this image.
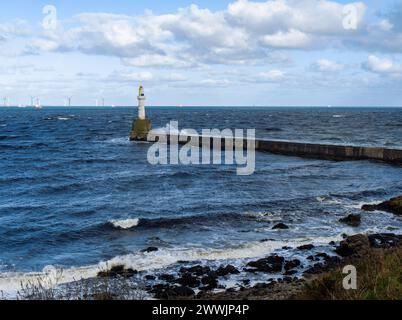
[0,107,401,295]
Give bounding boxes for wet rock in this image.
[272,223,289,230]
[180,265,210,276]
[176,273,201,288]
[316,252,330,259]
[173,286,195,297]
[201,272,219,290]
[141,247,159,253]
[145,275,156,281]
[242,279,251,286]
[368,233,402,249]
[362,196,402,215]
[159,274,176,282]
[335,234,370,257]
[97,265,138,278]
[245,255,285,273]
[339,214,361,227]
[304,263,325,275]
[284,259,301,271]
[284,270,298,276]
[151,284,195,299]
[216,265,240,277]
[297,244,315,251]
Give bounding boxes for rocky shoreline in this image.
[95,196,402,300]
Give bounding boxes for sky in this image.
[1,0,402,107]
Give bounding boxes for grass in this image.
[14,275,147,300]
[296,247,402,300]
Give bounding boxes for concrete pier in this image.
[148,133,402,164]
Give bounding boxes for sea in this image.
[0,106,401,296]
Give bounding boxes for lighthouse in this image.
[130,85,152,141]
[138,85,146,120]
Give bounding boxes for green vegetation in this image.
[296,247,402,300]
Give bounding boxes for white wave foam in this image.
[0,234,344,297]
[57,117,70,121]
[152,123,195,136]
[316,196,343,205]
[110,218,140,229]
[99,234,343,272]
[104,137,130,145]
[333,115,345,118]
[243,211,282,222]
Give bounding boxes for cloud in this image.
[362,55,402,74]
[227,0,366,34]
[260,29,311,49]
[257,70,285,81]
[27,0,373,66]
[312,59,346,72]
[0,20,31,42]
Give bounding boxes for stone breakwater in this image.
[148,134,402,164]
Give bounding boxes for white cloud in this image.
[27,0,373,66]
[0,20,31,41]
[312,59,346,72]
[227,0,366,35]
[257,70,285,81]
[260,29,311,49]
[363,55,402,74]
[122,54,196,68]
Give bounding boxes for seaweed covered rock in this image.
[335,234,370,257]
[362,196,402,215]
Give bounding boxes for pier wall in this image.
[149,134,402,164]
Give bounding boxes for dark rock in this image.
[242,279,250,285]
[141,247,159,253]
[246,255,284,273]
[304,263,325,275]
[201,272,219,289]
[297,244,315,251]
[151,284,195,299]
[216,265,240,277]
[159,274,176,282]
[339,214,361,227]
[172,286,195,297]
[307,255,316,261]
[329,241,336,246]
[335,234,370,257]
[253,283,270,289]
[284,259,301,271]
[97,265,138,278]
[284,270,298,276]
[282,246,292,250]
[176,273,201,288]
[316,252,329,259]
[361,196,402,215]
[180,265,210,276]
[272,223,289,230]
[145,275,156,281]
[368,233,402,249]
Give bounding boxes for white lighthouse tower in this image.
[130,85,151,141]
[138,85,146,120]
